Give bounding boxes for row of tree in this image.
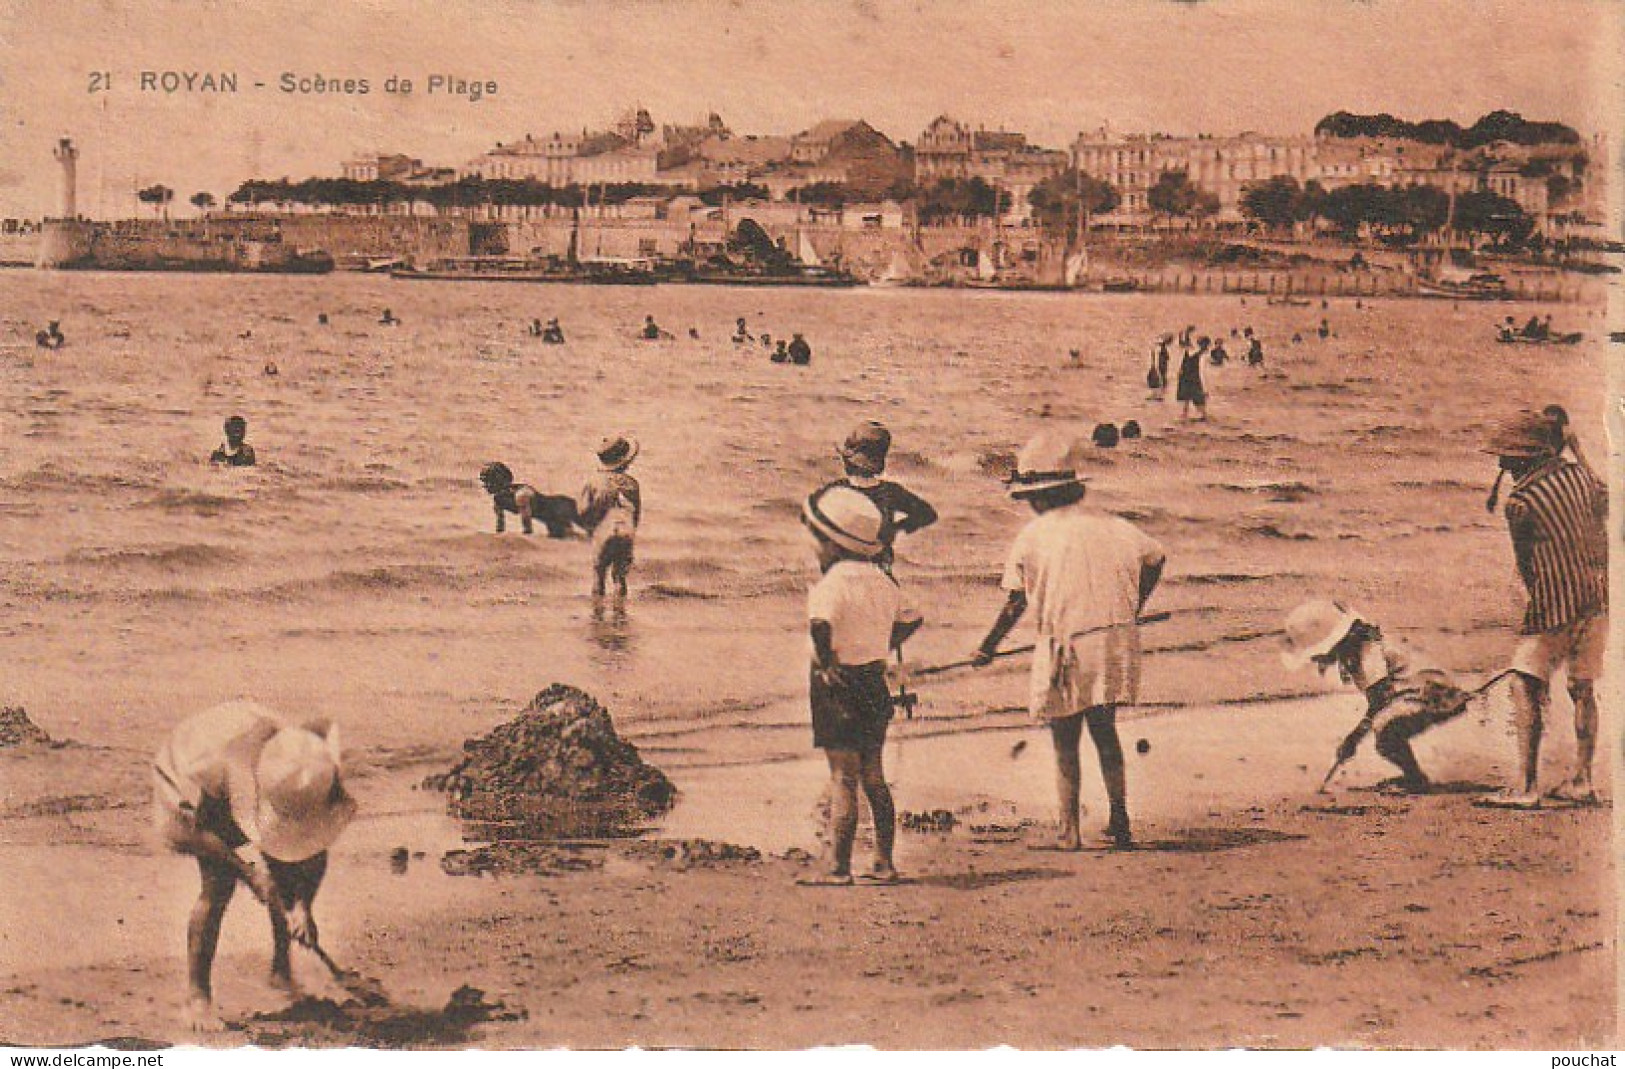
[1314,109,1581,148]
[1237,176,1533,246]
[203,169,1535,248]
[134,184,215,219]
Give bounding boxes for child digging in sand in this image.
[801,484,923,885]
[154,703,355,1032]
[1280,600,1473,793]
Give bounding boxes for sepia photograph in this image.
[0,0,1618,1053]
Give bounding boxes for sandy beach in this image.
[0,271,1613,1048]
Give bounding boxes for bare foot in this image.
[857,863,900,885]
[1476,790,1542,810]
[1546,782,1600,807]
[183,995,227,1034]
[796,871,854,887]
[1029,830,1083,852]
[1103,820,1133,849]
[268,970,303,1000]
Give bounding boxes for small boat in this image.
[1415,268,1510,301]
[391,256,657,285]
[1101,277,1139,293]
[680,264,862,288]
[1266,295,1312,307]
[1495,330,1583,346]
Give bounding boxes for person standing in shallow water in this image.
[799,484,923,886]
[832,420,937,571]
[1176,337,1210,421]
[578,436,642,599]
[209,416,256,467]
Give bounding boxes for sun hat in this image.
[1280,599,1362,669]
[227,720,355,863]
[803,483,885,559]
[838,421,892,476]
[597,435,639,471]
[1006,432,1086,499]
[1482,411,1558,458]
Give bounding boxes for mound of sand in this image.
[0,707,51,748]
[424,684,676,834]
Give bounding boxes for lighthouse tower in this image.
[53,137,78,220]
[39,137,92,267]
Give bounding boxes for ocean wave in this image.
[138,489,248,514]
[64,543,238,570]
[1242,523,1316,541]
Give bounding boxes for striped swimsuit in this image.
[1503,460,1608,635]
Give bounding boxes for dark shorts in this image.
[810,661,893,752]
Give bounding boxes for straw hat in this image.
[1007,432,1085,499]
[803,484,885,559]
[597,435,639,471]
[838,421,891,476]
[1482,411,1557,459]
[1280,600,1362,669]
[227,720,355,862]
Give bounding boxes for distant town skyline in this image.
[0,0,1618,219]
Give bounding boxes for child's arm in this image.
[810,619,841,686]
[972,590,1028,666]
[1336,713,1375,764]
[1138,558,1165,613]
[890,611,923,651]
[270,853,328,948]
[889,484,938,534]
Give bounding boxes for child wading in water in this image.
[834,420,938,570]
[578,436,641,598]
[801,484,923,886]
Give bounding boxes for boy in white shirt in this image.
[801,484,923,885]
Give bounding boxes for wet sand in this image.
[0,272,1612,1047]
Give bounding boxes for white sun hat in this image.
[803,483,885,559]
[1007,431,1086,499]
[228,720,356,862]
[1280,599,1362,669]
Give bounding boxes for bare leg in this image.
[1084,704,1131,846]
[1048,714,1084,849]
[185,858,237,1032]
[1506,671,1546,801]
[267,882,294,995]
[857,745,897,878]
[822,749,861,879]
[1373,722,1430,790]
[1566,679,1597,795]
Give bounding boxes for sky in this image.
[0,0,1619,219]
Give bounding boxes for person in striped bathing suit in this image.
[1482,410,1609,808]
